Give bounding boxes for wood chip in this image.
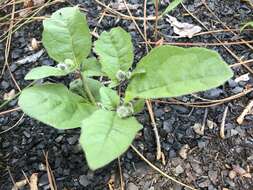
[234,73,250,83]
[11,179,27,190]
[3,89,15,100]
[29,173,38,190]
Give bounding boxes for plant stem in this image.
[79,70,96,105]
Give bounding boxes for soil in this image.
[1,0,253,189]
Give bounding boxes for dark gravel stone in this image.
[79,175,91,187]
[67,135,78,145]
[163,118,175,133]
[204,88,223,99]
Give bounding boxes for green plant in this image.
[18,7,233,170]
[241,21,253,31]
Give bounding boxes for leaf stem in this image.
[79,70,97,105]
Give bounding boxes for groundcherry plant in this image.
[18,7,233,170]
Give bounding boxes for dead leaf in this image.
[3,89,15,101]
[16,49,44,65]
[166,15,202,38]
[234,73,250,83]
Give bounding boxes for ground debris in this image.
[15,49,44,65]
[237,100,253,124]
[179,144,190,159]
[165,15,202,38]
[192,123,204,135]
[11,179,27,190]
[232,165,252,178]
[3,89,15,100]
[111,1,141,11]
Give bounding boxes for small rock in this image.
[198,179,210,188]
[231,86,243,94]
[79,175,91,187]
[168,149,177,158]
[192,123,204,135]
[38,163,46,171]
[67,135,78,145]
[198,140,207,149]
[228,79,237,88]
[207,120,217,129]
[230,129,239,136]
[191,163,202,174]
[127,182,139,190]
[23,131,31,138]
[2,142,10,148]
[55,135,63,143]
[208,170,218,184]
[1,80,9,89]
[204,88,223,99]
[229,170,236,179]
[31,38,39,50]
[163,118,175,133]
[179,144,190,159]
[39,173,48,186]
[175,165,184,175]
[171,105,189,113]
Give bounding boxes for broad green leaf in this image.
[25,66,69,80]
[80,109,142,170]
[42,7,91,65]
[82,57,105,77]
[241,21,253,31]
[94,27,134,81]
[125,45,233,101]
[161,0,184,16]
[18,84,96,129]
[70,78,103,102]
[133,99,145,113]
[99,87,120,110]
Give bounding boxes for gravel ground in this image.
[1,0,253,189]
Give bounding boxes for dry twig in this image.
[146,100,162,160]
[220,106,228,139]
[237,100,253,124]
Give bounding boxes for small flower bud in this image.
[116,70,126,81]
[57,63,69,70]
[117,106,132,118]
